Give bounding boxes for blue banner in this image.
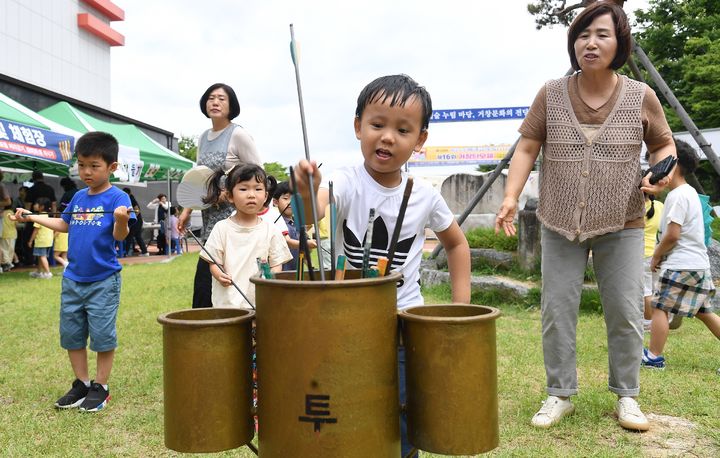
[0,118,75,166]
[430,106,529,123]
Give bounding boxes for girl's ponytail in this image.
[645,194,655,220]
[264,175,278,208]
[202,168,230,206]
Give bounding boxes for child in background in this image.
[28,197,54,279]
[293,74,471,458]
[643,138,719,370]
[273,181,299,271]
[201,164,292,308]
[272,181,317,271]
[54,231,69,268]
[316,206,332,270]
[1,202,17,271]
[13,131,135,411]
[642,192,663,332]
[169,207,182,255]
[258,187,290,237]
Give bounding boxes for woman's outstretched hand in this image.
[495,196,518,237]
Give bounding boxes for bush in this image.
[712,217,720,241]
[465,227,518,251]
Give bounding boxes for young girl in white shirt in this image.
[200,164,292,308]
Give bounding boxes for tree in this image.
[527,0,624,29]
[264,161,289,182]
[634,0,720,131]
[178,135,198,162]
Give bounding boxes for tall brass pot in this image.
[157,308,255,453]
[252,271,401,458]
[399,304,501,455]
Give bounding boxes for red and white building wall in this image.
[0,0,125,109]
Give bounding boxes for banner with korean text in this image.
[0,118,75,167]
[430,107,529,123]
[409,144,512,167]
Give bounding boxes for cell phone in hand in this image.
[643,155,677,185]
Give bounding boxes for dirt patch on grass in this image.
[641,414,718,457]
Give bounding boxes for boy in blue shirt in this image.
[14,131,135,412]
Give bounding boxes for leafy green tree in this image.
[633,0,720,131]
[178,135,198,162]
[527,0,593,29]
[264,161,289,182]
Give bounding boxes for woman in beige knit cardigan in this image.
[495,2,675,432]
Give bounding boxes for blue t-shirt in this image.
[61,186,136,282]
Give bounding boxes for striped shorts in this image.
[652,269,717,317]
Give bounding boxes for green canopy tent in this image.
[0,92,79,176]
[39,102,193,183]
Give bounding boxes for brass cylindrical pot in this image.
[399,304,501,455]
[157,308,255,453]
[252,271,401,458]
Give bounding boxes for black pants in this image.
[192,258,213,308]
[19,223,34,266]
[125,221,147,255]
[156,222,167,255]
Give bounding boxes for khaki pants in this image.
[0,238,15,264]
[540,226,644,397]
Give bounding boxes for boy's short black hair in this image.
[673,137,699,175]
[35,196,51,210]
[199,83,241,120]
[355,74,433,131]
[32,170,44,181]
[273,181,291,200]
[567,1,632,71]
[75,131,119,164]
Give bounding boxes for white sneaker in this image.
[29,271,41,278]
[40,272,53,279]
[616,397,649,431]
[531,396,575,428]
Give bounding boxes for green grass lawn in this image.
[1,254,719,456]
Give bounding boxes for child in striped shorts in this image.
[643,138,719,371]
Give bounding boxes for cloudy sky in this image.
[110,0,650,175]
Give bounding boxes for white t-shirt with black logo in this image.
[323,165,454,309]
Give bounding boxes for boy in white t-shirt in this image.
[643,138,719,370]
[293,74,470,307]
[294,74,471,458]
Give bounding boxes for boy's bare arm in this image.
[293,160,330,225]
[285,234,300,250]
[651,221,681,271]
[435,220,471,303]
[12,209,69,232]
[112,206,131,241]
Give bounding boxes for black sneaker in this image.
[79,382,110,412]
[55,379,90,409]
